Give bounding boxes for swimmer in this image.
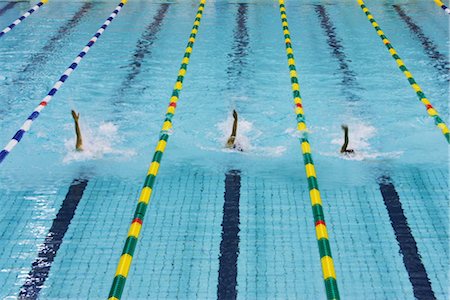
[71,110,83,151]
[340,125,354,154]
[226,110,243,151]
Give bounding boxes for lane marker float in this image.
[277,1,340,299]
[108,1,206,299]
[0,0,127,165]
[434,0,450,14]
[0,0,48,39]
[357,0,450,143]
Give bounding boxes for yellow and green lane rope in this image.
[108,1,206,299]
[277,1,339,299]
[357,0,450,143]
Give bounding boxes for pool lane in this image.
[21,2,94,74]
[226,3,249,89]
[0,0,127,165]
[291,2,445,298]
[314,4,362,102]
[115,3,170,101]
[0,1,448,299]
[18,178,88,300]
[318,4,438,298]
[217,170,241,300]
[377,175,436,300]
[356,0,449,143]
[0,1,17,17]
[393,5,449,79]
[217,4,248,298]
[0,0,48,39]
[0,2,96,121]
[278,1,340,298]
[392,168,449,299]
[108,2,207,298]
[1,2,95,116]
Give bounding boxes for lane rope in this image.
[0,0,127,165]
[434,0,450,14]
[0,0,48,39]
[277,1,340,299]
[107,1,206,299]
[356,0,450,143]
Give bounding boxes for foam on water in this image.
[63,120,136,163]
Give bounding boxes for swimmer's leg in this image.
[226,110,238,148]
[340,124,354,153]
[71,110,83,151]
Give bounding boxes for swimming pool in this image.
[0,0,448,298]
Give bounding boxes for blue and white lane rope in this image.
[0,0,127,164]
[0,0,48,39]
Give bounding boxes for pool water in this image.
[0,0,448,299]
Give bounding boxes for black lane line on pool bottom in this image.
[21,2,94,74]
[117,3,169,98]
[226,3,249,86]
[378,175,436,300]
[0,1,17,16]
[393,5,449,79]
[217,170,241,300]
[18,178,89,300]
[315,4,361,102]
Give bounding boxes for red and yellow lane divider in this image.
[434,0,450,14]
[0,0,48,38]
[357,0,450,143]
[277,1,340,299]
[108,1,206,299]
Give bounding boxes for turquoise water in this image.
[0,0,448,298]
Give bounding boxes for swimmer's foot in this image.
[71,110,79,121]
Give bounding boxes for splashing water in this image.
[200,114,286,157]
[323,121,403,161]
[63,121,136,163]
[216,115,256,151]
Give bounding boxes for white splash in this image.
[201,115,286,157]
[63,121,136,163]
[284,126,310,138]
[216,115,257,150]
[331,122,375,149]
[321,121,403,161]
